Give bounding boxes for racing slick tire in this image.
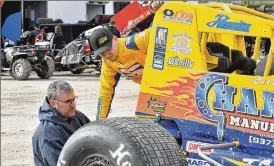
[11,58,32,80]
[70,68,85,74]
[255,55,274,76]
[57,117,187,166]
[36,56,55,79]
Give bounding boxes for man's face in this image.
[100,37,118,62]
[129,21,135,29]
[50,91,77,120]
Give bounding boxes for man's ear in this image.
[112,36,118,46]
[49,99,56,108]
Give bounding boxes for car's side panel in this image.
[136,2,274,165]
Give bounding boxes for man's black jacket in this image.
[107,26,121,38]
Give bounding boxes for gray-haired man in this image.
[32,80,90,166]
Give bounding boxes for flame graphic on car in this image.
[150,72,206,120]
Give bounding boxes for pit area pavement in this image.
[1,71,139,166]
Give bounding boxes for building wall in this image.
[24,1,47,26]
[86,5,104,21]
[47,1,115,23]
[29,1,47,21]
[105,1,114,14]
[47,1,87,23]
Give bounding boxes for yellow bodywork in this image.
[136,2,274,138]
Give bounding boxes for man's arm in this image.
[131,27,151,54]
[116,30,121,38]
[97,60,121,120]
[149,1,165,13]
[129,1,164,52]
[40,139,64,166]
[27,32,34,45]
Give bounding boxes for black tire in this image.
[58,117,187,166]
[11,58,32,80]
[36,56,55,79]
[70,68,85,74]
[255,56,274,76]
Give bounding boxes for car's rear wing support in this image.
[264,38,274,77]
[200,3,274,77]
[198,140,240,166]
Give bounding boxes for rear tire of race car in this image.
[11,58,32,80]
[57,117,187,166]
[36,56,55,79]
[70,68,85,74]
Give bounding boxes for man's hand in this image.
[149,1,165,13]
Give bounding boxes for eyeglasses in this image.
[54,96,78,105]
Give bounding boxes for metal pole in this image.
[21,1,24,32]
[197,141,239,166]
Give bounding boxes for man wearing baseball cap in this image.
[27,23,47,45]
[90,1,164,120]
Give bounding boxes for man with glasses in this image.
[32,80,90,166]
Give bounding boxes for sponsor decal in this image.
[146,97,167,113]
[152,27,168,70]
[163,9,194,24]
[168,56,194,68]
[119,62,143,83]
[254,78,274,86]
[249,135,274,147]
[195,74,274,139]
[186,141,214,155]
[155,28,167,46]
[187,158,210,166]
[170,33,192,54]
[207,14,251,32]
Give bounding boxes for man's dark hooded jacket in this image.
[32,98,90,166]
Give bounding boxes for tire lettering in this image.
[109,144,132,166]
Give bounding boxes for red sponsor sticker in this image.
[186,141,214,155]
